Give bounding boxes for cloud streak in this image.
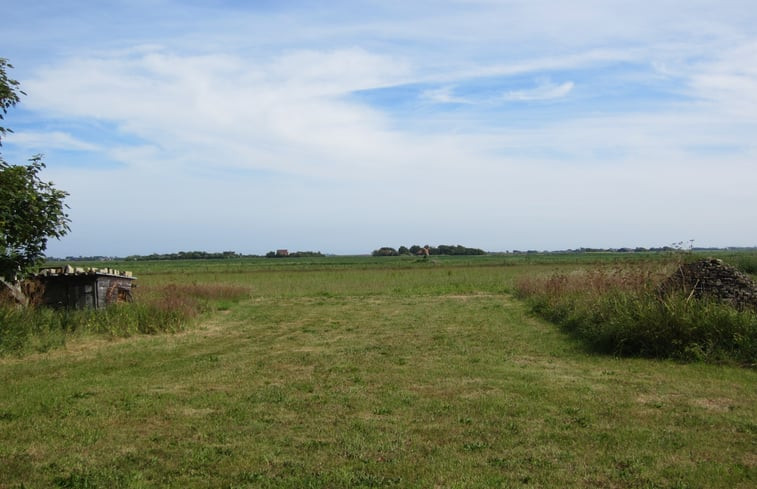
[504,80,575,101]
[5,131,100,152]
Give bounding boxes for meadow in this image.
[0,253,755,488]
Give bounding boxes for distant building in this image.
[276,249,289,257]
[34,266,136,309]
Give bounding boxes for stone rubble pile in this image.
[660,258,757,311]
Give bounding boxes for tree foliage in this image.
[373,244,487,257]
[372,247,399,257]
[0,58,24,142]
[0,157,70,282]
[265,250,324,258]
[126,250,244,261]
[0,58,70,285]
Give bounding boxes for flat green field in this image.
[1,255,755,488]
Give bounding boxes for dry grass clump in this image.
[155,283,251,302]
[515,264,757,365]
[135,283,249,320]
[515,265,662,298]
[0,282,249,356]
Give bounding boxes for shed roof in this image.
[36,265,136,280]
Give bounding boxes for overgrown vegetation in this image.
[0,282,248,356]
[733,253,757,275]
[515,263,757,364]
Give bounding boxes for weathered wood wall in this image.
[35,271,135,309]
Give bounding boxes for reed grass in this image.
[733,253,757,275]
[514,264,757,365]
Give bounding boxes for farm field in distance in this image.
[1,252,755,488]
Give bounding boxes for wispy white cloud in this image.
[421,86,472,104]
[4,131,100,152]
[504,80,575,101]
[686,41,757,120]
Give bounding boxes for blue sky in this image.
[2,0,756,256]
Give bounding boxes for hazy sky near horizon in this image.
[2,0,756,256]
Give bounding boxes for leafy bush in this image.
[515,266,757,365]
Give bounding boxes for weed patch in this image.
[515,265,757,364]
[0,283,249,356]
[733,253,757,276]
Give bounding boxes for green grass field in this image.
[1,254,755,488]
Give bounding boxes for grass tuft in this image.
[732,253,757,276]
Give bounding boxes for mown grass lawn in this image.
[1,259,755,488]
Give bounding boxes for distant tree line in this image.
[265,250,325,258]
[48,250,329,261]
[372,244,486,257]
[124,251,249,261]
[509,247,668,254]
[508,246,727,254]
[48,256,119,262]
[46,245,757,262]
[502,245,757,254]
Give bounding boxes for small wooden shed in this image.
[34,266,136,309]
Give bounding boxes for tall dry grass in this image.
[0,282,249,356]
[514,264,757,365]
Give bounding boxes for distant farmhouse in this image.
[34,266,136,309]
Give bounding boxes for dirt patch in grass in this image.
[743,452,757,468]
[179,407,216,418]
[443,293,502,301]
[691,397,735,412]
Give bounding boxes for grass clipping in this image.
[514,263,757,365]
